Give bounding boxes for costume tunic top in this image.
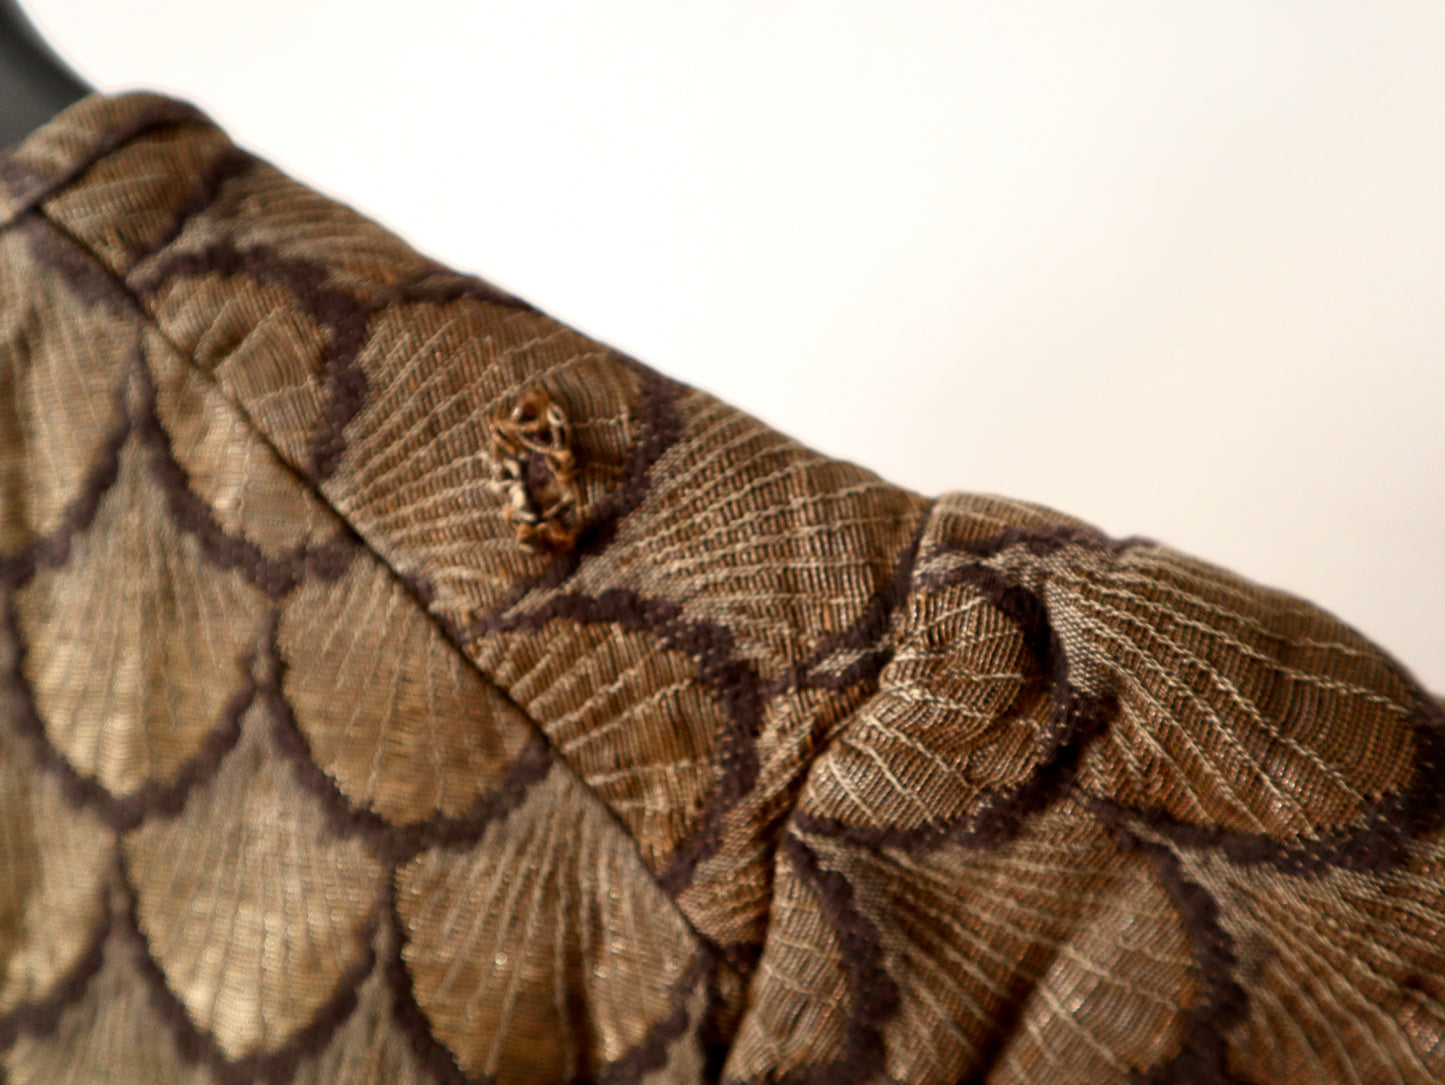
[0,91,1442,1085]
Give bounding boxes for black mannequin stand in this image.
[0,0,89,150]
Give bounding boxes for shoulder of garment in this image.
[0,91,1441,1085]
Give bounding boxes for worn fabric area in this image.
[1,91,1442,1084]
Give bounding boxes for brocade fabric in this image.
[1,91,1443,1084]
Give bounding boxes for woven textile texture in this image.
[1,91,1442,1085]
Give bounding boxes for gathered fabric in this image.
[0,91,1441,1084]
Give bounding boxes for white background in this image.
[27,1,1445,688]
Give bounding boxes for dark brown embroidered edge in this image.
[0,95,208,227]
[794,562,1119,853]
[1083,678,1445,880]
[136,146,258,268]
[909,547,1445,879]
[132,240,375,482]
[6,94,748,1085]
[596,949,713,1085]
[136,358,358,597]
[381,878,481,1085]
[776,501,934,695]
[117,859,383,1085]
[483,588,763,896]
[3,591,260,833]
[720,834,900,1085]
[131,239,538,489]
[14,213,146,316]
[263,612,555,866]
[0,882,113,1049]
[0,364,130,591]
[1092,806,1253,1085]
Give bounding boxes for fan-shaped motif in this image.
[151,334,349,561]
[673,681,878,954]
[279,554,536,827]
[1035,544,1418,837]
[136,154,450,302]
[470,611,728,871]
[286,922,441,1085]
[797,586,1054,839]
[13,385,268,803]
[732,803,1207,1084]
[39,117,236,276]
[124,695,383,1061]
[397,764,707,1084]
[0,222,132,554]
[147,270,334,468]
[0,895,214,1085]
[561,387,928,682]
[1183,839,1445,1083]
[0,706,112,1019]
